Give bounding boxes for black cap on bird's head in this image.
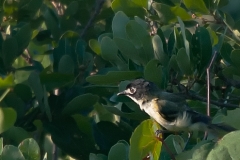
[117,79,159,100]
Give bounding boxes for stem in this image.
[0,88,11,102]
[157,136,176,160]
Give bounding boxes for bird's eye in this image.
[129,87,136,94]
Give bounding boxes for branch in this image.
[157,136,176,160]
[187,92,239,109]
[80,0,106,38]
[207,51,218,116]
[21,49,33,65]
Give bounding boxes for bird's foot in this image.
[155,129,170,137]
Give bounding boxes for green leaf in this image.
[0,107,17,134]
[162,135,184,155]
[129,119,162,160]
[43,86,52,122]
[86,71,143,85]
[28,72,44,111]
[207,27,218,46]
[2,127,30,144]
[132,0,148,8]
[1,145,25,160]
[152,35,169,66]
[60,31,79,39]
[215,108,240,129]
[207,131,240,159]
[222,66,240,79]
[104,105,148,120]
[144,59,162,88]
[111,0,146,18]
[39,72,74,91]
[65,1,78,17]
[58,55,74,74]
[89,39,101,55]
[89,153,108,160]
[217,0,229,8]
[14,84,32,102]
[0,137,2,154]
[230,49,240,69]
[168,55,180,72]
[174,26,184,49]
[72,114,93,139]
[18,138,40,160]
[19,0,43,19]
[3,92,25,118]
[112,11,130,39]
[108,141,129,160]
[126,20,154,62]
[14,23,32,53]
[195,27,212,71]
[176,48,192,75]
[134,16,148,29]
[43,8,61,40]
[220,42,233,64]
[2,37,18,68]
[177,17,190,60]
[62,94,99,115]
[183,0,209,14]
[114,38,145,65]
[101,37,119,61]
[156,28,168,54]
[0,74,14,90]
[100,37,127,70]
[152,2,191,24]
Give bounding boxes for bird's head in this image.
[117,79,159,104]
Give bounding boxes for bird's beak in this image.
[117,90,126,96]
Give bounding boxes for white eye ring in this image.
[129,87,136,94]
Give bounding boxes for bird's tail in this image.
[207,123,236,139]
[209,123,236,132]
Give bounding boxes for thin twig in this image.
[80,0,106,38]
[188,93,239,109]
[0,88,11,102]
[207,51,218,116]
[21,49,33,65]
[205,51,218,139]
[157,136,176,160]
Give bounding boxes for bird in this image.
[117,78,235,137]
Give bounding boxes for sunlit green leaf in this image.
[1,145,25,160]
[152,2,191,24]
[112,0,146,18]
[183,0,209,14]
[18,138,40,160]
[0,74,14,89]
[129,119,162,160]
[89,39,101,55]
[0,108,17,134]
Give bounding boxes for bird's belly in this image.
[144,108,192,132]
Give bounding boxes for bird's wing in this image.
[153,98,184,122]
[158,92,187,106]
[186,110,211,124]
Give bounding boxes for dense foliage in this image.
[0,0,240,159]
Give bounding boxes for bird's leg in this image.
[183,132,192,150]
[155,129,172,137]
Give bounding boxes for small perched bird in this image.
[117,79,235,136]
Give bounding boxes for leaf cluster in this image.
[0,0,240,159]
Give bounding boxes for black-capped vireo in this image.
[117,79,235,136]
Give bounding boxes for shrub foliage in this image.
[0,0,240,159]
